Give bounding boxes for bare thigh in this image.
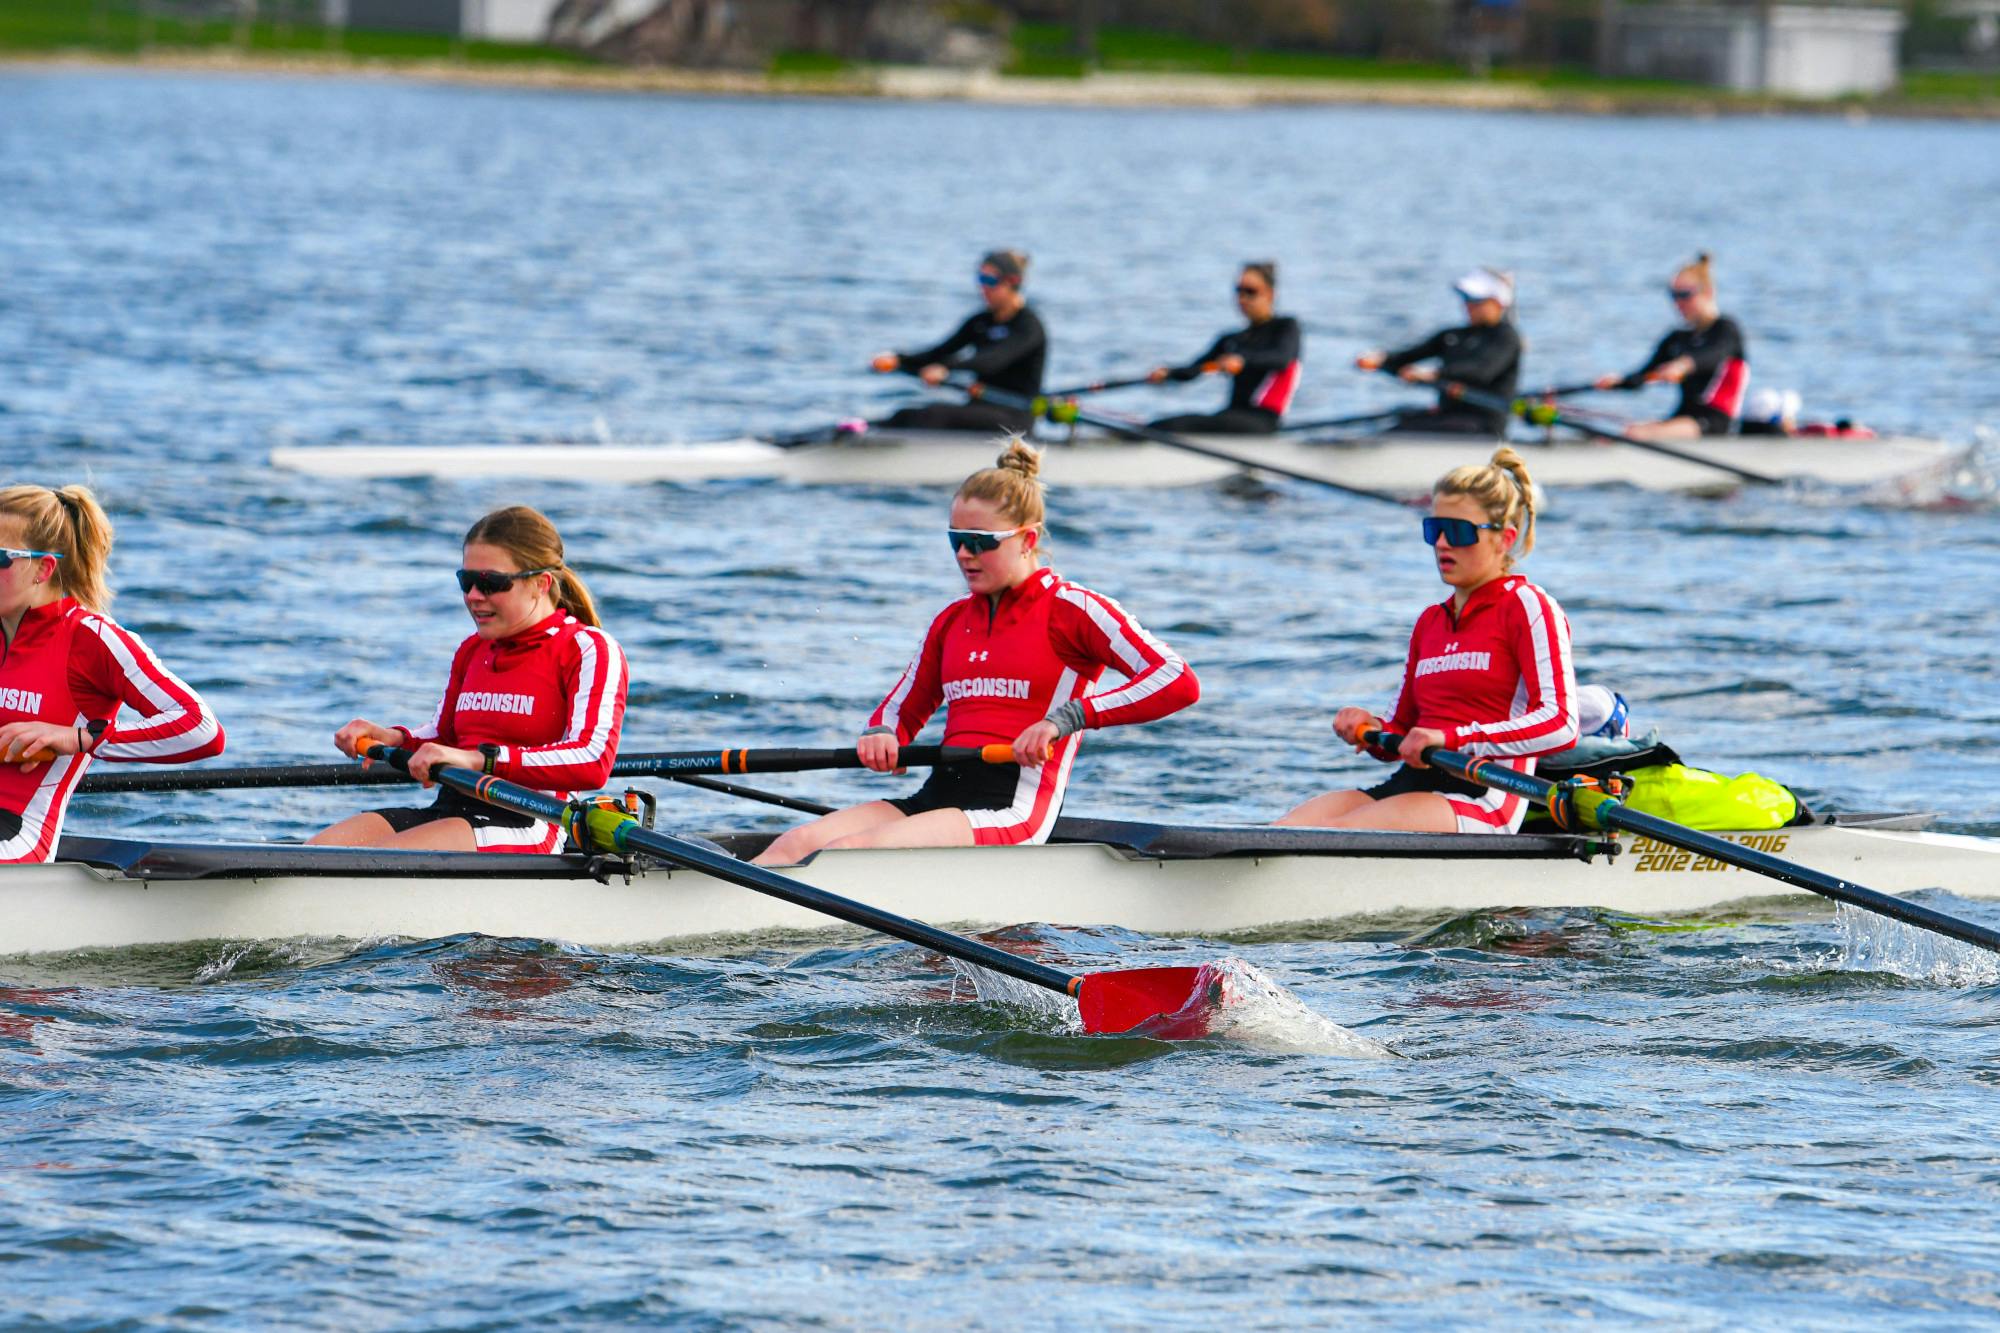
[1274,789,1376,826]
[825,807,974,851]
[1628,416,1702,443]
[307,812,479,851]
[1316,791,1459,833]
[753,801,906,866]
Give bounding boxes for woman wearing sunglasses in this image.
[754,441,1198,865]
[1276,447,1577,834]
[1146,261,1302,435]
[313,506,627,853]
[1356,268,1521,438]
[1593,253,1748,442]
[871,250,1047,435]
[0,484,225,864]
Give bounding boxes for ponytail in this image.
[461,505,601,628]
[1434,447,1537,570]
[955,437,1048,562]
[0,484,115,610]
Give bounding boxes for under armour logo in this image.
[1444,641,1459,652]
[968,650,989,662]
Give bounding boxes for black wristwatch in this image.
[479,743,500,775]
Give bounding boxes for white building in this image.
[1609,2,1906,97]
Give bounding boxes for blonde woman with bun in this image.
[756,440,1199,865]
[1277,448,1577,834]
[314,506,627,853]
[1593,253,1749,442]
[0,484,225,864]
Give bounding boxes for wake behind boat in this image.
[11,813,1996,958]
[268,426,1985,501]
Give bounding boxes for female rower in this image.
[754,441,1199,865]
[1276,447,1577,834]
[314,506,627,853]
[1146,261,1302,435]
[873,250,1048,435]
[1357,268,1521,438]
[0,484,225,864]
[1593,253,1748,442]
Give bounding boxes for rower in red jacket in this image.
[755,440,1200,865]
[1278,447,1578,833]
[0,484,225,864]
[315,506,627,853]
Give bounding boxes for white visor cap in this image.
[1746,387,1801,424]
[1454,268,1515,308]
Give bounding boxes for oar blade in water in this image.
[1075,964,1223,1037]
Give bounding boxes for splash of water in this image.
[948,956,1394,1059]
[1835,904,2000,986]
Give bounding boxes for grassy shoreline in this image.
[4,44,1997,121]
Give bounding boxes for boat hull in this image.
[268,430,1981,498]
[7,818,1994,958]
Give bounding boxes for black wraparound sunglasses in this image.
[457,566,556,595]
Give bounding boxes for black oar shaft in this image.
[973,386,1408,509]
[77,743,1005,794]
[1365,731,2000,956]
[1439,380,1781,487]
[668,774,835,816]
[366,746,1082,998]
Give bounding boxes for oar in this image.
[969,385,1410,509]
[1043,370,1200,398]
[1441,381,1783,488]
[76,743,1014,795]
[1363,730,2000,956]
[356,742,1224,1036]
[1523,381,1605,400]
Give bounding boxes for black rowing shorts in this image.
[1363,763,1490,803]
[887,761,1026,816]
[370,787,539,835]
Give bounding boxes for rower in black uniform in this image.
[1146,262,1303,435]
[1357,268,1522,438]
[872,250,1047,434]
[1593,253,1748,442]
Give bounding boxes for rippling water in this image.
[4,69,2000,1327]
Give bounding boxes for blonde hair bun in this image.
[995,437,1042,479]
[1433,447,1539,569]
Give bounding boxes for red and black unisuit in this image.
[373,611,627,853]
[0,597,225,863]
[1621,315,1749,434]
[868,567,1198,845]
[1363,574,1578,834]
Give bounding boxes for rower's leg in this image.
[824,807,975,852]
[1317,792,1459,833]
[753,800,906,866]
[1626,416,1703,442]
[308,812,398,847]
[1273,790,1375,826]
[377,818,478,852]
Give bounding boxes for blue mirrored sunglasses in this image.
[0,548,62,570]
[975,271,1002,288]
[947,527,1025,555]
[1422,517,1503,547]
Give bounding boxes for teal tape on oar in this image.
[357,744,1224,1037]
[1363,730,2000,956]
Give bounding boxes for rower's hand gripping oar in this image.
[1363,730,2000,957]
[354,742,1225,1037]
[77,743,1016,795]
[966,385,1411,509]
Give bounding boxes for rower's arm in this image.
[495,628,628,790]
[1440,324,1518,386]
[1620,331,1679,388]
[1379,331,1446,375]
[1445,588,1579,759]
[1048,589,1200,732]
[894,315,979,373]
[1167,333,1231,381]
[867,608,951,744]
[1235,318,1300,376]
[70,616,226,764]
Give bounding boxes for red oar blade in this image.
[1075,964,1225,1039]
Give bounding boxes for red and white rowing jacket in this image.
[1371,574,1578,763]
[869,567,1200,845]
[1,597,226,864]
[396,611,627,802]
